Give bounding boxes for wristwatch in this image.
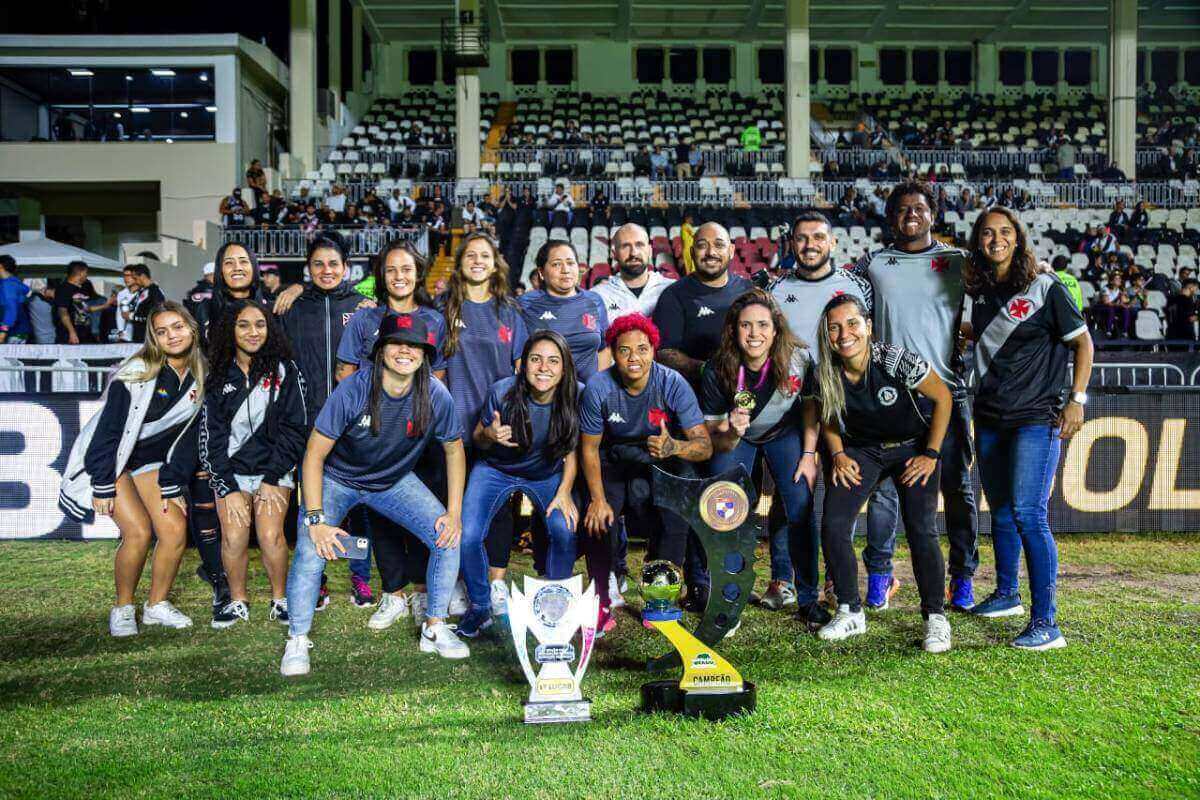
[923,448,942,460]
[304,509,326,527]
[1070,391,1088,406]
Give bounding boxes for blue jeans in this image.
[711,430,818,605]
[860,479,900,575]
[976,423,1061,623]
[461,462,576,612]
[346,506,373,583]
[287,471,458,637]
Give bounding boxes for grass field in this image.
[1,534,1198,800]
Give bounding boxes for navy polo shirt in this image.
[315,368,462,492]
[442,298,529,439]
[518,289,609,381]
[478,375,583,480]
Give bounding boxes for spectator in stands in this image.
[1107,199,1130,239]
[54,261,114,344]
[674,140,693,180]
[129,264,166,343]
[388,189,416,223]
[53,111,77,141]
[0,255,31,344]
[1129,200,1149,242]
[260,264,282,304]
[1052,256,1084,312]
[740,122,762,153]
[979,185,998,209]
[545,184,575,227]
[688,146,703,178]
[650,146,669,181]
[1055,136,1077,181]
[26,280,55,344]
[1158,144,1184,179]
[1092,226,1119,255]
[1092,273,1133,338]
[461,199,485,234]
[343,204,362,227]
[1126,274,1149,316]
[1081,253,1105,284]
[590,186,610,223]
[245,159,267,193]
[359,191,382,221]
[632,147,652,178]
[220,188,248,227]
[428,202,451,257]
[326,184,348,215]
[1166,279,1198,341]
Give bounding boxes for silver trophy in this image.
[508,574,599,724]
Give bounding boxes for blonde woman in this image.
[60,301,207,637]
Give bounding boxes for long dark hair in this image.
[713,289,798,397]
[373,240,433,308]
[500,330,579,462]
[205,300,293,392]
[964,205,1039,295]
[368,342,431,438]
[442,232,515,355]
[212,242,264,319]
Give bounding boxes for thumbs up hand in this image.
[647,420,677,460]
[485,411,518,448]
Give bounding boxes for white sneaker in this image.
[608,572,626,608]
[409,591,428,622]
[490,579,510,616]
[368,592,410,630]
[420,621,470,659]
[280,635,312,676]
[109,604,138,637]
[448,580,470,616]
[142,601,193,629]
[818,604,867,641]
[922,613,953,653]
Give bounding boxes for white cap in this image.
[202,262,215,276]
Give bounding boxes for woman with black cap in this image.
[280,313,468,676]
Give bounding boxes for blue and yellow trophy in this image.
[639,467,758,720]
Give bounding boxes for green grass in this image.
[1,534,1198,800]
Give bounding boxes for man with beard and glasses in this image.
[652,221,751,611]
[847,180,980,612]
[592,223,675,320]
[769,210,901,620]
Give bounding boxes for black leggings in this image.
[188,473,224,584]
[821,442,945,617]
[372,449,442,592]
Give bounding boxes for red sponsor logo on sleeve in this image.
[648,407,669,427]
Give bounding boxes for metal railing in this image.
[220,226,429,259]
[1090,362,1189,388]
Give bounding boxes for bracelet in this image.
[830,450,845,458]
[305,507,323,515]
[802,450,816,456]
[923,448,942,460]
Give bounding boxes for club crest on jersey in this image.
[426,331,437,345]
[582,312,596,330]
[877,386,898,406]
[931,256,951,273]
[787,374,802,395]
[395,315,413,328]
[1007,297,1036,320]
[406,419,414,436]
[648,407,669,427]
[498,325,513,343]
[188,388,198,403]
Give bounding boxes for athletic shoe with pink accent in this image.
[596,604,616,638]
[350,575,374,608]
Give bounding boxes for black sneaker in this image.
[316,575,331,612]
[795,601,832,633]
[211,600,249,629]
[269,598,290,624]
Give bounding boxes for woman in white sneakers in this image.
[200,301,308,629]
[59,301,207,636]
[281,312,468,676]
[809,294,955,653]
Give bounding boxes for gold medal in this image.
[734,390,756,411]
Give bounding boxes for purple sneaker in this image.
[948,577,975,612]
[350,575,375,608]
[864,573,900,610]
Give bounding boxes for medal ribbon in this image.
[737,359,771,394]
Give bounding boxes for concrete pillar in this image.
[289,0,318,175]
[1108,0,1137,179]
[977,42,998,95]
[328,0,342,103]
[351,5,364,93]
[213,55,238,146]
[735,43,756,95]
[455,0,482,179]
[784,0,810,178]
[857,44,879,94]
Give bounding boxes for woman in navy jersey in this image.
[59,302,207,637]
[701,289,826,628]
[518,239,610,381]
[336,241,447,630]
[964,207,1093,651]
[200,301,308,629]
[281,313,468,677]
[811,294,955,653]
[580,313,713,635]
[455,330,582,637]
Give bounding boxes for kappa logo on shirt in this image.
[342,312,354,326]
[885,257,899,266]
[607,412,626,423]
[1008,297,1036,320]
[785,294,798,303]
[696,306,714,317]
[454,318,468,329]
[357,414,371,428]
[582,312,597,331]
[222,383,238,395]
[539,311,557,321]
[608,303,620,311]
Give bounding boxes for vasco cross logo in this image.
[877,386,898,406]
[1008,298,1033,320]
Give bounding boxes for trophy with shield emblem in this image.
[508,574,599,724]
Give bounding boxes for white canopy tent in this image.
[0,237,123,273]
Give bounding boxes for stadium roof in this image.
[361,0,1200,45]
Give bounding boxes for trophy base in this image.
[639,680,757,721]
[523,699,592,724]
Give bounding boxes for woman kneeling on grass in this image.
[200,301,308,629]
[455,330,583,638]
[964,207,1093,651]
[59,302,207,636]
[810,294,955,653]
[281,313,467,676]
